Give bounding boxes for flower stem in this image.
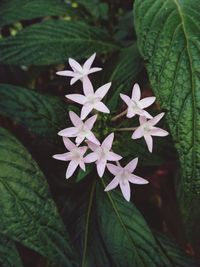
[114,127,137,132]
[111,109,127,122]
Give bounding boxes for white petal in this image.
[129,174,149,184]
[53,152,71,161]
[150,112,165,126]
[96,160,106,177]
[83,76,94,95]
[120,93,130,106]
[83,53,96,70]
[65,94,86,105]
[107,151,122,161]
[132,83,141,101]
[102,133,114,150]
[63,137,76,151]
[75,135,85,145]
[132,127,143,139]
[107,163,122,175]
[125,158,138,173]
[85,114,97,129]
[84,152,98,163]
[139,116,147,125]
[86,141,99,151]
[68,58,82,72]
[144,134,153,153]
[139,96,156,109]
[104,177,119,192]
[95,82,111,99]
[81,104,93,120]
[94,102,110,113]
[58,127,78,137]
[66,161,79,178]
[69,111,83,126]
[119,180,131,201]
[150,127,169,137]
[78,146,88,156]
[56,70,75,77]
[79,161,86,171]
[127,108,136,118]
[88,67,102,74]
[86,131,100,145]
[141,109,153,119]
[70,76,80,85]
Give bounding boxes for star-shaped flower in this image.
[132,113,169,153]
[105,158,148,201]
[84,133,122,177]
[58,111,100,145]
[53,137,87,179]
[56,53,102,85]
[66,77,111,119]
[120,83,156,119]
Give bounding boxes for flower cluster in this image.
[53,53,169,201]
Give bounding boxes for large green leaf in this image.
[0,234,23,267]
[134,0,200,249]
[0,0,71,27]
[0,20,119,65]
[0,127,78,266]
[0,84,67,142]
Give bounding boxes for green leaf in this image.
[0,234,23,267]
[0,0,71,27]
[155,232,197,267]
[0,84,67,142]
[0,127,78,266]
[134,0,200,248]
[0,20,120,65]
[107,44,143,110]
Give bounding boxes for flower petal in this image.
[132,127,143,139]
[150,112,165,126]
[79,161,86,171]
[141,110,153,119]
[58,127,78,137]
[85,114,97,129]
[107,163,121,175]
[139,96,156,109]
[88,67,102,74]
[125,158,138,173]
[78,146,88,155]
[86,141,99,151]
[119,180,131,201]
[94,102,110,113]
[65,94,86,105]
[69,111,83,126]
[86,131,100,145]
[68,58,82,72]
[66,161,79,179]
[132,83,141,101]
[96,160,106,177]
[95,82,111,99]
[127,108,136,118]
[70,76,80,85]
[83,76,94,95]
[102,133,114,150]
[150,127,169,137]
[104,177,119,192]
[75,135,85,145]
[52,152,71,161]
[83,53,96,69]
[139,116,147,125]
[120,93,130,106]
[63,137,76,151]
[129,174,149,184]
[56,70,75,77]
[144,134,153,153]
[81,104,93,120]
[107,151,122,161]
[84,152,98,163]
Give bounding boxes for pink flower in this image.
[120,83,156,119]
[58,111,100,145]
[53,137,87,179]
[105,158,148,201]
[132,113,169,153]
[84,133,122,177]
[56,53,102,85]
[66,77,111,119]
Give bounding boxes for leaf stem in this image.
[114,127,137,132]
[111,109,127,121]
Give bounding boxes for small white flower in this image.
[132,113,169,153]
[56,53,102,85]
[120,83,156,119]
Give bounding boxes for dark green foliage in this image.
[134,0,200,250]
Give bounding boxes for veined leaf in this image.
[0,20,120,65]
[0,84,67,142]
[0,127,78,266]
[0,234,23,267]
[0,0,71,27]
[134,0,200,248]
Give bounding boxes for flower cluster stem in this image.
[114,127,137,132]
[111,109,127,122]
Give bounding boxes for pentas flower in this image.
[58,111,100,145]
[105,158,148,201]
[132,113,169,153]
[56,53,102,85]
[66,77,111,119]
[84,133,122,177]
[120,83,156,119]
[53,137,87,179]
